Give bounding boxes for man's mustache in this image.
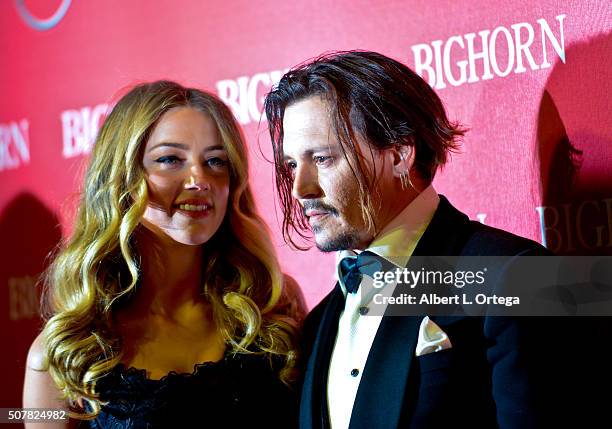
[301,200,339,217]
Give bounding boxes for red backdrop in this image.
[1,0,611,407]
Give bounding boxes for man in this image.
[264,51,562,429]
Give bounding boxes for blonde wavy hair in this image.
[40,80,302,418]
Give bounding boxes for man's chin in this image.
[314,231,361,252]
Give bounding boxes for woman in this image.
[23,81,305,428]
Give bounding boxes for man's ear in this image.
[391,144,415,178]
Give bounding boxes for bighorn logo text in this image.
[412,14,566,88]
[0,119,30,172]
[216,69,287,125]
[61,104,110,158]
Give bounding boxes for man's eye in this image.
[155,155,182,165]
[314,156,333,165]
[206,157,228,168]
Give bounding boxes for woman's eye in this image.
[206,157,228,168]
[154,155,182,165]
[286,160,297,170]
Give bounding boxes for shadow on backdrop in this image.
[535,31,612,427]
[0,193,62,409]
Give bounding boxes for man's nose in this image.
[292,164,322,200]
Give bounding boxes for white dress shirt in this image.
[326,185,440,429]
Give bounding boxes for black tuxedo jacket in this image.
[299,195,561,429]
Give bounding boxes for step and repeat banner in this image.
[1,0,611,407]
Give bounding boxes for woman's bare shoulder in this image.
[26,332,47,371]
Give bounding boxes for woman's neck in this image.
[118,230,225,371]
[134,229,205,317]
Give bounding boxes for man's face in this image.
[282,96,391,251]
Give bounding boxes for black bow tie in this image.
[339,251,387,294]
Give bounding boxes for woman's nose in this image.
[184,165,210,191]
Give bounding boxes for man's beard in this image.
[303,200,362,251]
[314,228,362,252]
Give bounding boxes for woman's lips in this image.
[176,207,211,218]
[174,202,212,218]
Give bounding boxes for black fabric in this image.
[299,285,345,429]
[339,251,390,293]
[80,353,298,429]
[299,195,573,429]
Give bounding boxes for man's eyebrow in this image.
[283,146,339,159]
[309,146,338,153]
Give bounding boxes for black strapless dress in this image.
[80,353,298,428]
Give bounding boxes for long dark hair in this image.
[264,50,465,249]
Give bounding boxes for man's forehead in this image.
[282,97,338,156]
[284,97,329,126]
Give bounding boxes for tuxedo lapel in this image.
[412,195,472,257]
[347,195,473,428]
[300,284,345,429]
[349,314,421,428]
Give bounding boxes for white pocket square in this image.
[415,316,452,356]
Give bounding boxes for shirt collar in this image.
[336,185,439,294]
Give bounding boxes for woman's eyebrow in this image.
[147,142,188,152]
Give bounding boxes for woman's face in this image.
[140,106,231,246]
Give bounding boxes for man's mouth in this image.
[306,209,329,218]
[306,211,332,228]
[302,201,338,227]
